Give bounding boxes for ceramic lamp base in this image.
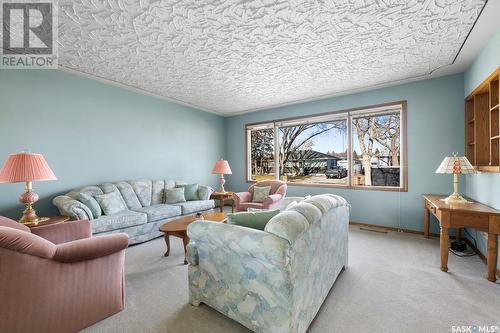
[18,182,47,224]
[219,174,226,193]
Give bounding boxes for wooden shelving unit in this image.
[465,68,500,172]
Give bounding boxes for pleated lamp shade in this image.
[0,152,57,183]
[435,156,476,175]
[212,160,232,175]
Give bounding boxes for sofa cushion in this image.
[129,180,152,207]
[91,210,147,233]
[171,200,215,215]
[286,202,322,225]
[303,195,337,214]
[78,193,102,219]
[264,211,309,244]
[151,180,165,205]
[133,204,181,222]
[115,182,142,209]
[227,210,280,231]
[176,184,199,201]
[94,190,128,215]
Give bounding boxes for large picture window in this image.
[246,101,407,191]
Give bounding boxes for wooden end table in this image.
[25,215,70,228]
[159,212,227,264]
[211,191,234,213]
[423,194,500,282]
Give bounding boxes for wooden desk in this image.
[423,195,500,282]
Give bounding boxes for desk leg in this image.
[487,233,498,282]
[219,198,224,213]
[440,226,449,272]
[424,204,430,238]
[456,228,461,241]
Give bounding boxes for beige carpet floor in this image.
[82,225,500,333]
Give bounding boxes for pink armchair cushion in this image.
[0,226,56,259]
[31,220,92,244]
[0,216,29,232]
[54,233,129,263]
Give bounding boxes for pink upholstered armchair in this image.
[0,216,128,333]
[232,180,287,212]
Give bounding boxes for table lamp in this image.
[212,159,232,193]
[435,154,476,204]
[0,152,57,224]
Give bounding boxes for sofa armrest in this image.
[187,221,290,266]
[53,234,129,263]
[197,185,214,201]
[31,220,92,244]
[232,191,252,204]
[263,193,283,206]
[0,226,56,259]
[52,195,93,220]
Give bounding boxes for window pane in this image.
[249,128,275,181]
[278,120,348,185]
[351,112,401,187]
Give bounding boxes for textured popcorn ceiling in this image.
[58,0,486,115]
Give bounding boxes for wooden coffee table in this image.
[159,212,227,264]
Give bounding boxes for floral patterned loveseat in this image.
[187,194,349,333]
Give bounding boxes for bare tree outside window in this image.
[250,129,275,180]
[352,112,401,186]
[246,102,405,191]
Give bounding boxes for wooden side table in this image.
[25,215,70,228]
[423,194,500,282]
[210,191,234,213]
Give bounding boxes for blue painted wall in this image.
[464,28,500,269]
[0,70,225,219]
[225,74,465,233]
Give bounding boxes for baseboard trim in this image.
[349,221,500,279]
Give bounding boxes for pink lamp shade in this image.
[212,160,232,175]
[0,152,57,183]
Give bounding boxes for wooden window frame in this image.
[245,101,408,192]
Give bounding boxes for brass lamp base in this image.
[442,193,469,204]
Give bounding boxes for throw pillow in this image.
[78,193,102,219]
[165,187,186,204]
[176,184,199,201]
[227,210,280,231]
[252,186,271,203]
[93,190,127,215]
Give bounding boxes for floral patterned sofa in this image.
[53,180,214,244]
[187,194,349,333]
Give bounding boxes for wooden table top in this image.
[159,212,227,232]
[26,215,70,228]
[211,191,234,198]
[423,195,500,215]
